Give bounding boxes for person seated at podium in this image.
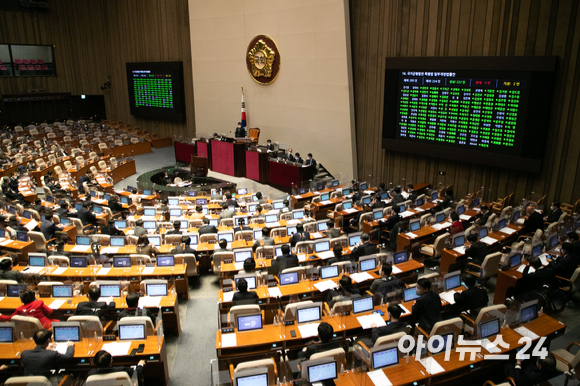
[305,153,316,168]
[198,218,218,235]
[298,322,340,360]
[0,258,37,283]
[166,220,183,235]
[100,219,123,236]
[261,227,275,246]
[255,192,266,204]
[232,278,259,303]
[235,122,245,138]
[133,219,147,237]
[0,290,58,329]
[219,202,235,221]
[369,263,405,294]
[294,152,304,164]
[76,286,116,319]
[162,172,173,185]
[233,218,251,234]
[283,148,296,162]
[192,205,205,220]
[412,278,441,333]
[452,275,488,316]
[21,329,75,378]
[266,139,274,152]
[118,292,157,326]
[289,223,310,248]
[90,350,146,386]
[136,235,160,257]
[275,244,298,273]
[171,235,197,255]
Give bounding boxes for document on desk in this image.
[141,266,155,275]
[517,265,534,273]
[298,322,321,338]
[25,267,45,274]
[97,267,112,275]
[364,190,375,195]
[514,326,540,340]
[310,232,323,238]
[398,304,411,315]
[298,254,307,262]
[24,219,38,231]
[267,221,281,228]
[460,214,472,221]
[480,339,502,354]
[55,342,69,355]
[139,296,161,308]
[221,333,237,348]
[49,299,67,310]
[350,272,374,283]
[100,247,120,254]
[399,211,414,218]
[286,219,301,226]
[500,227,517,235]
[314,280,339,292]
[357,313,387,329]
[294,195,302,199]
[480,236,498,245]
[517,218,526,224]
[102,342,132,356]
[414,207,425,212]
[405,232,418,239]
[222,291,234,302]
[51,266,68,275]
[0,239,12,246]
[432,223,451,231]
[391,265,402,274]
[316,251,335,260]
[233,262,244,271]
[71,245,91,253]
[453,246,466,254]
[320,200,333,206]
[268,287,282,298]
[439,291,456,305]
[419,357,445,375]
[368,370,393,386]
[343,208,358,214]
[538,254,550,266]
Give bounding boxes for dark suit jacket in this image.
[235,126,246,138]
[522,265,556,291]
[441,195,454,209]
[275,253,299,273]
[88,366,144,386]
[524,212,544,234]
[0,269,25,282]
[453,286,488,313]
[100,225,122,236]
[298,341,341,360]
[295,157,304,164]
[76,299,116,318]
[166,229,182,235]
[504,361,560,386]
[56,208,70,218]
[118,307,156,326]
[233,226,252,234]
[380,214,400,231]
[371,319,407,345]
[305,158,317,168]
[289,231,310,247]
[475,211,492,226]
[232,291,259,303]
[371,276,405,295]
[284,153,296,162]
[266,143,274,151]
[170,245,197,255]
[198,225,218,235]
[78,208,97,226]
[545,208,563,223]
[412,291,442,332]
[351,242,377,262]
[326,228,341,239]
[33,204,45,213]
[133,226,147,237]
[550,253,579,279]
[40,220,58,241]
[22,345,74,377]
[465,242,488,265]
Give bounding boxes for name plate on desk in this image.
[265,256,274,259]
[284,321,294,326]
[223,288,233,292]
[146,263,155,267]
[221,328,234,334]
[102,263,111,268]
[267,282,277,287]
[103,335,116,341]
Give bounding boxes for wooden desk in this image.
[0,240,36,263]
[332,207,364,229]
[151,137,172,148]
[109,160,137,184]
[99,141,152,158]
[269,161,315,193]
[195,138,212,169]
[310,198,344,220]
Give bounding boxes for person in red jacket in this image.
[0,289,58,329]
[449,212,464,236]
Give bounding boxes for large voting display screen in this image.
[382,57,556,172]
[126,62,185,122]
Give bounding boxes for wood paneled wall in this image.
[0,0,195,139]
[350,0,580,206]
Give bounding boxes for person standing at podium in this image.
[266,140,274,151]
[235,122,246,138]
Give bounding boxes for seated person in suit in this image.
[294,152,304,164]
[459,233,488,270]
[56,201,71,219]
[100,219,122,236]
[108,196,124,214]
[568,231,580,257]
[544,202,563,223]
[90,350,146,386]
[452,275,488,316]
[275,244,299,274]
[243,257,256,273]
[522,256,557,293]
[350,233,377,262]
[219,202,235,221]
[280,199,291,213]
[358,304,407,348]
[78,201,97,226]
[369,263,405,294]
[503,353,560,386]
[76,286,116,318]
[475,204,491,226]
[388,186,404,207]
[407,184,417,202]
[191,205,205,220]
[305,153,317,168]
[118,292,156,326]
[233,218,251,234]
[0,257,37,283]
[371,192,386,209]
[412,278,441,333]
[170,235,197,255]
[133,219,147,237]
[21,329,75,378]
[136,235,160,257]
[326,244,348,266]
[232,278,259,302]
[261,227,275,246]
[283,148,296,162]
[449,212,463,235]
[326,275,361,308]
[379,204,400,232]
[326,220,341,239]
[224,192,239,208]
[265,139,274,152]
[441,188,454,209]
[289,223,310,248]
[297,322,340,360]
[523,206,544,234]
[33,198,44,214]
[548,242,579,279]
[198,218,218,235]
[255,192,266,204]
[216,238,232,252]
[235,122,245,138]
[166,220,182,235]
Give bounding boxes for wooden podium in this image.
[190,155,209,177]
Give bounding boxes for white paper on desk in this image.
[97,267,111,275]
[221,333,237,348]
[222,291,234,302]
[51,266,68,275]
[266,221,281,228]
[100,247,120,254]
[514,326,540,340]
[268,287,282,298]
[420,357,445,375]
[298,322,320,338]
[102,342,132,356]
[431,223,444,231]
[517,265,534,273]
[500,227,517,235]
[460,214,471,221]
[286,219,301,226]
[141,267,155,275]
[391,265,402,274]
[439,291,456,305]
[71,245,91,253]
[453,246,466,254]
[368,369,393,386]
[350,272,374,283]
[517,218,526,224]
[473,207,481,212]
[398,304,411,315]
[138,296,161,308]
[357,313,386,329]
[311,232,323,238]
[400,211,414,218]
[49,299,66,309]
[481,339,502,354]
[24,219,38,231]
[480,236,498,245]
[343,208,358,214]
[406,232,418,239]
[0,239,12,246]
[25,266,45,274]
[316,251,335,260]
[294,195,302,199]
[54,342,69,355]
[538,254,549,266]
[364,190,375,195]
[314,280,339,292]
[93,199,106,204]
[298,254,307,263]
[320,200,333,206]
[415,207,425,212]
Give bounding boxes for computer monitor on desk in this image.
[443,271,462,291]
[316,220,328,232]
[52,285,73,298]
[157,255,175,267]
[76,235,91,246]
[361,195,371,205]
[217,231,234,243]
[148,235,161,247]
[110,236,125,247]
[509,253,522,268]
[473,197,480,208]
[403,287,420,303]
[233,368,269,386]
[342,200,353,210]
[479,227,488,239]
[531,244,543,258]
[314,240,330,254]
[393,251,409,265]
[286,226,297,235]
[16,232,28,242]
[52,322,81,342]
[431,191,439,201]
[119,322,146,341]
[409,219,421,232]
[100,284,121,297]
[359,182,368,191]
[209,219,219,227]
[0,323,14,343]
[359,257,376,272]
[435,211,445,224]
[416,197,424,207]
[353,296,373,314]
[296,302,323,324]
[453,234,465,248]
[479,317,500,340]
[146,282,168,297]
[292,209,304,220]
[520,300,539,324]
[279,271,299,286]
[272,200,284,210]
[234,249,253,263]
[456,204,465,215]
[143,207,156,216]
[320,266,339,279]
[370,344,400,370]
[429,331,455,355]
[348,232,362,247]
[29,253,47,267]
[114,220,127,229]
[265,214,278,224]
[168,197,179,206]
[113,256,131,268]
[70,255,87,268]
[169,207,182,217]
[306,359,337,384]
[320,193,330,201]
[237,188,248,196]
[237,314,262,332]
[248,203,258,213]
[373,209,384,220]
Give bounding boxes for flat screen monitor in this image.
[431,191,439,201]
[100,284,121,297]
[169,208,182,217]
[76,236,91,246]
[444,272,461,291]
[272,201,284,210]
[237,188,248,195]
[473,198,480,207]
[498,218,506,230]
[320,266,339,279]
[429,332,455,355]
[0,326,13,342]
[453,235,465,248]
[381,192,389,200]
[53,325,80,342]
[233,216,249,226]
[143,189,152,196]
[435,211,445,223]
[416,197,424,206]
[93,206,103,214]
[317,221,328,232]
[120,196,131,205]
[253,229,262,240]
[52,285,73,298]
[342,201,353,210]
[157,255,175,267]
[409,219,421,232]
[217,232,234,243]
[60,218,71,226]
[148,235,161,246]
[279,271,299,286]
[110,236,125,247]
[126,186,134,192]
[115,220,127,229]
[274,246,284,257]
[403,287,420,302]
[237,314,262,332]
[549,234,558,249]
[46,195,53,203]
[103,194,111,201]
[248,204,257,212]
[521,303,538,324]
[480,318,500,339]
[362,196,371,205]
[373,209,383,220]
[235,372,268,386]
[286,226,297,235]
[532,244,542,257]
[179,220,188,229]
[398,203,406,213]
[332,180,339,187]
[372,346,399,370]
[0,228,4,238]
[510,254,522,268]
[113,256,131,268]
[353,297,373,314]
[457,205,465,215]
[297,306,321,324]
[119,324,146,341]
[314,241,330,253]
[143,207,156,216]
[342,188,351,196]
[16,232,28,242]
[235,276,256,290]
[265,214,278,223]
[298,188,307,195]
[308,361,337,383]
[187,191,196,197]
[316,183,324,191]
[6,284,27,297]
[167,198,179,206]
[74,203,83,211]
[196,198,207,205]
[70,256,87,268]
[146,283,168,296]
[29,254,46,267]
[292,210,304,220]
[349,232,362,246]
[360,258,376,272]
[360,183,368,190]
[320,193,330,201]
[479,227,488,238]
[22,210,31,219]
[394,251,409,264]
[234,249,253,263]
[8,207,16,215]
[143,221,157,230]
[209,219,219,227]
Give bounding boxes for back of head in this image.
[196,205,203,212]
[538,353,557,372]
[237,278,248,292]
[243,257,255,273]
[333,244,342,258]
[283,199,289,207]
[481,204,489,212]
[238,218,245,226]
[417,278,432,291]
[562,242,573,254]
[394,187,401,194]
[82,201,91,209]
[387,304,402,319]
[255,192,262,199]
[126,292,139,308]
[222,202,228,210]
[446,189,453,197]
[529,256,542,269]
[0,259,12,271]
[19,289,35,304]
[173,220,180,230]
[392,205,401,214]
[467,233,478,243]
[361,233,370,242]
[255,204,262,213]
[327,220,334,229]
[382,263,392,276]
[568,232,579,242]
[552,202,561,208]
[296,223,304,232]
[33,329,52,346]
[464,275,476,288]
[136,219,143,227]
[94,350,113,368]
[451,212,459,222]
[262,227,270,237]
[317,322,333,343]
[218,238,227,249]
[88,286,101,301]
[339,275,352,290]
[181,235,191,245]
[225,193,232,200]
[281,244,290,255]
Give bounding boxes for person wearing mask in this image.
[548,242,579,279]
[133,219,147,237]
[351,233,377,262]
[78,201,97,226]
[475,205,492,226]
[235,122,245,138]
[162,173,173,185]
[166,220,182,235]
[453,275,488,316]
[289,223,310,248]
[89,350,145,386]
[389,187,404,206]
[76,286,116,318]
[170,235,197,255]
[265,140,274,152]
[369,263,405,294]
[280,199,291,213]
[100,219,122,236]
[503,354,560,386]
[118,292,156,326]
[523,206,544,235]
[0,290,58,329]
[21,329,74,378]
[294,153,304,164]
[261,227,275,246]
[305,153,317,168]
[412,278,441,333]
[326,220,341,239]
[406,184,417,202]
[232,278,259,302]
[544,202,563,223]
[449,212,464,236]
[283,148,296,162]
[297,323,340,360]
[135,235,160,257]
[198,218,218,235]
[568,232,580,257]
